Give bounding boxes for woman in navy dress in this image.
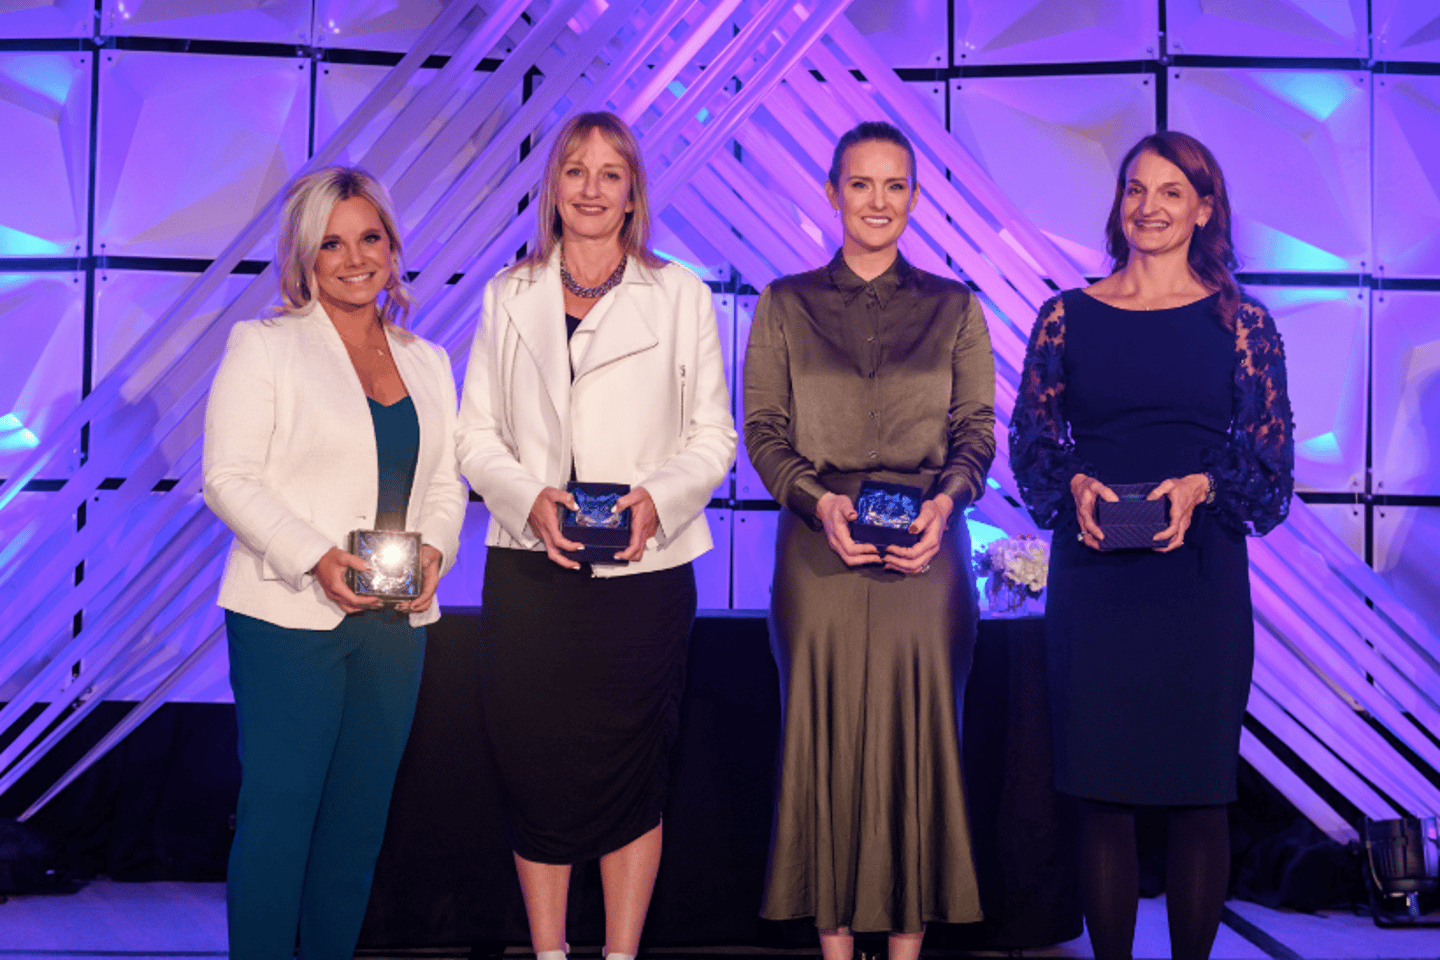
[1009,132,1293,960]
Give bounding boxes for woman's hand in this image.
[815,492,882,566]
[312,547,383,613]
[1150,473,1211,552]
[613,487,659,562]
[883,492,953,575]
[1071,473,1118,549]
[396,545,443,614]
[528,487,584,570]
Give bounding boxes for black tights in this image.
[1078,800,1230,960]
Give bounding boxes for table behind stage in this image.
[358,613,1080,950]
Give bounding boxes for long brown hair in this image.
[515,111,665,274]
[1105,131,1240,329]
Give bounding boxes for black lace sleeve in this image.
[1009,295,1094,529]
[1200,296,1295,536]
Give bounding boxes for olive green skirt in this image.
[761,471,983,933]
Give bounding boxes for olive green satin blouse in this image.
[743,251,997,523]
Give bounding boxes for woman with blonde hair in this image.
[457,111,735,960]
[204,165,467,960]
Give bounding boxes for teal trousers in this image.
[224,609,425,960]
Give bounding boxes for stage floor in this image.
[4,881,1440,960]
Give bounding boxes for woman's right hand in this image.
[815,492,882,566]
[1071,472,1118,549]
[529,487,585,570]
[312,547,383,613]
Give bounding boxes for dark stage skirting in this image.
[360,611,1079,950]
[0,613,1082,950]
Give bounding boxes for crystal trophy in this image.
[848,479,923,550]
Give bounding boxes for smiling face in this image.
[312,196,392,317]
[826,138,918,258]
[555,127,635,246]
[1119,149,1213,259]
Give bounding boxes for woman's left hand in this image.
[883,492,954,575]
[1150,473,1210,552]
[396,545,444,614]
[613,487,659,562]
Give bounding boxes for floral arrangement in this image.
[974,534,1050,614]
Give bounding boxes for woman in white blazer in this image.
[456,111,735,960]
[203,166,466,960]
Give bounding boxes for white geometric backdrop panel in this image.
[949,73,1156,274]
[95,50,309,258]
[1374,74,1440,277]
[954,0,1159,65]
[99,0,312,43]
[0,52,92,257]
[1373,0,1440,61]
[1265,286,1368,493]
[1166,0,1369,57]
[1169,68,1371,273]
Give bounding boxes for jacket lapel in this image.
[573,259,659,381]
[507,256,572,425]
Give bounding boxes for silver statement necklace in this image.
[561,250,627,299]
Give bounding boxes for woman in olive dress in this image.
[744,121,993,960]
[1010,131,1293,960]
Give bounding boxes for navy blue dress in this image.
[1010,289,1293,805]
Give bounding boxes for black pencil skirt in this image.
[477,547,696,864]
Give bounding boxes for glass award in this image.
[559,481,632,564]
[849,479,923,550]
[346,529,422,600]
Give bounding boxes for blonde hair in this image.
[275,166,415,329]
[516,111,665,274]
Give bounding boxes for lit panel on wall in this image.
[95,50,308,259]
[1374,75,1440,277]
[732,509,778,612]
[845,0,947,68]
[1166,0,1367,57]
[1169,68,1371,273]
[1307,502,1365,566]
[0,273,83,479]
[438,500,489,609]
[1374,506,1440,644]
[695,508,732,611]
[316,61,518,235]
[313,0,454,53]
[0,0,91,38]
[91,269,258,471]
[950,73,1155,275]
[99,0,310,43]
[0,52,91,258]
[733,294,768,503]
[1373,290,1440,496]
[1373,0,1440,62]
[1259,286,1367,492]
[954,0,1158,65]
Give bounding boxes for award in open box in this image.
[559,482,632,564]
[848,479,923,550]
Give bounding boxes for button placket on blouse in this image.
[866,286,880,460]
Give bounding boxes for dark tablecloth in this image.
[358,613,1080,950]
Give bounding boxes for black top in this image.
[368,395,420,531]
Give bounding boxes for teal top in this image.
[368,396,420,531]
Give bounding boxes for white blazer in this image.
[203,301,467,629]
[456,250,736,577]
